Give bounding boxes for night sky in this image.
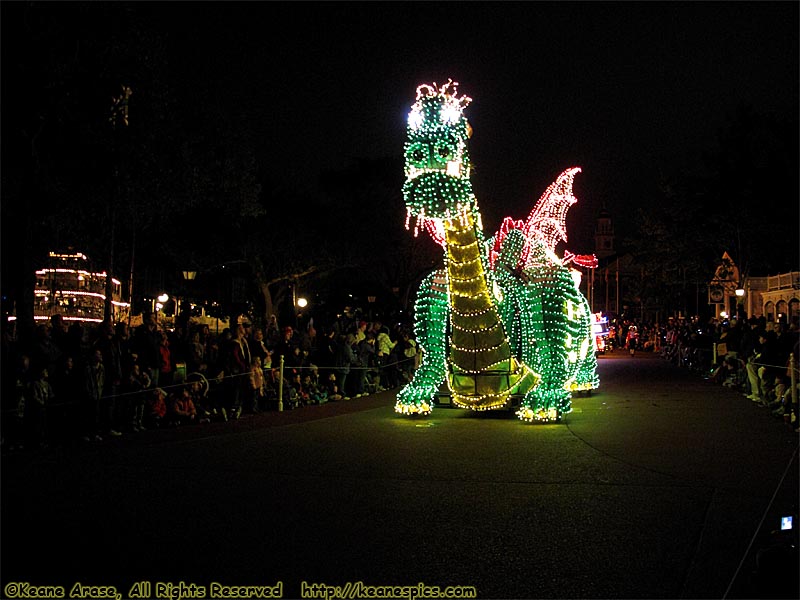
[3,1,798,256]
[152,1,798,250]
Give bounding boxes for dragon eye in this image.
[434,143,453,162]
[407,143,428,167]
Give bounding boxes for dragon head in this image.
[403,80,479,240]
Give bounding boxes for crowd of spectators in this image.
[1,311,420,451]
[5,309,797,451]
[600,314,798,430]
[704,316,799,426]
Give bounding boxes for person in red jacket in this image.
[145,387,167,429]
[158,333,174,388]
[169,385,197,425]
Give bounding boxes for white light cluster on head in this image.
[440,102,462,125]
[408,79,472,131]
[408,109,424,130]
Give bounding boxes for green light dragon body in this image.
[396,81,599,422]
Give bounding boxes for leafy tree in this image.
[317,157,442,309]
[627,172,719,318]
[1,2,184,336]
[700,105,799,277]
[627,105,798,320]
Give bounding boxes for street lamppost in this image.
[156,292,169,323]
[735,287,746,320]
[181,270,197,320]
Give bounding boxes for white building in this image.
[743,272,800,326]
[34,251,130,324]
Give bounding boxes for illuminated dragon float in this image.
[395,80,599,422]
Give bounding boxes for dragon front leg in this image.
[395,269,449,416]
[571,294,600,393]
[515,280,583,423]
[572,338,600,393]
[518,386,571,423]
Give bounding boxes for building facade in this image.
[743,272,800,326]
[34,251,129,324]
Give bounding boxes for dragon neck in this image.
[444,213,528,408]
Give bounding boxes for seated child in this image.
[326,373,344,402]
[145,388,168,429]
[271,368,298,410]
[303,373,328,405]
[711,356,739,386]
[291,371,310,406]
[189,379,212,423]
[169,385,197,425]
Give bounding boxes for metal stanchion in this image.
[278,355,284,412]
[790,354,796,426]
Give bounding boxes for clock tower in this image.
[594,206,615,259]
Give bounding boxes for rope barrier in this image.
[748,360,800,372]
[1,354,419,414]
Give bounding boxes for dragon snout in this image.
[403,170,472,220]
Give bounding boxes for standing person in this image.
[286,345,309,371]
[187,331,206,374]
[274,326,296,368]
[134,312,162,387]
[49,314,69,358]
[81,349,105,443]
[226,323,252,419]
[299,320,317,363]
[114,322,135,428]
[774,322,796,364]
[250,327,270,367]
[206,329,227,379]
[399,330,418,383]
[315,326,337,383]
[626,325,639,356]
[27,367,55,449]
[158,333,175,390]
[265,315,280,350]
[333,333,357,399]
[125,363,151,432]
[354,321,368,346]
[64,322,87,364]
[725,317,743,360]
[5,355,32,451]
[31,324,63,380]
[744,330,766,402]
[249,356,266,413]
[94,321,122,438]
[50,355,81,442]
[376,326,397,390]
[356,331,378,394]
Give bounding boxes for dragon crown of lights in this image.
[408,79,473,133]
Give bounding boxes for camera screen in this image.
[780,516,793,531]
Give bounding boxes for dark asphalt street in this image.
[2,352,798,600]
